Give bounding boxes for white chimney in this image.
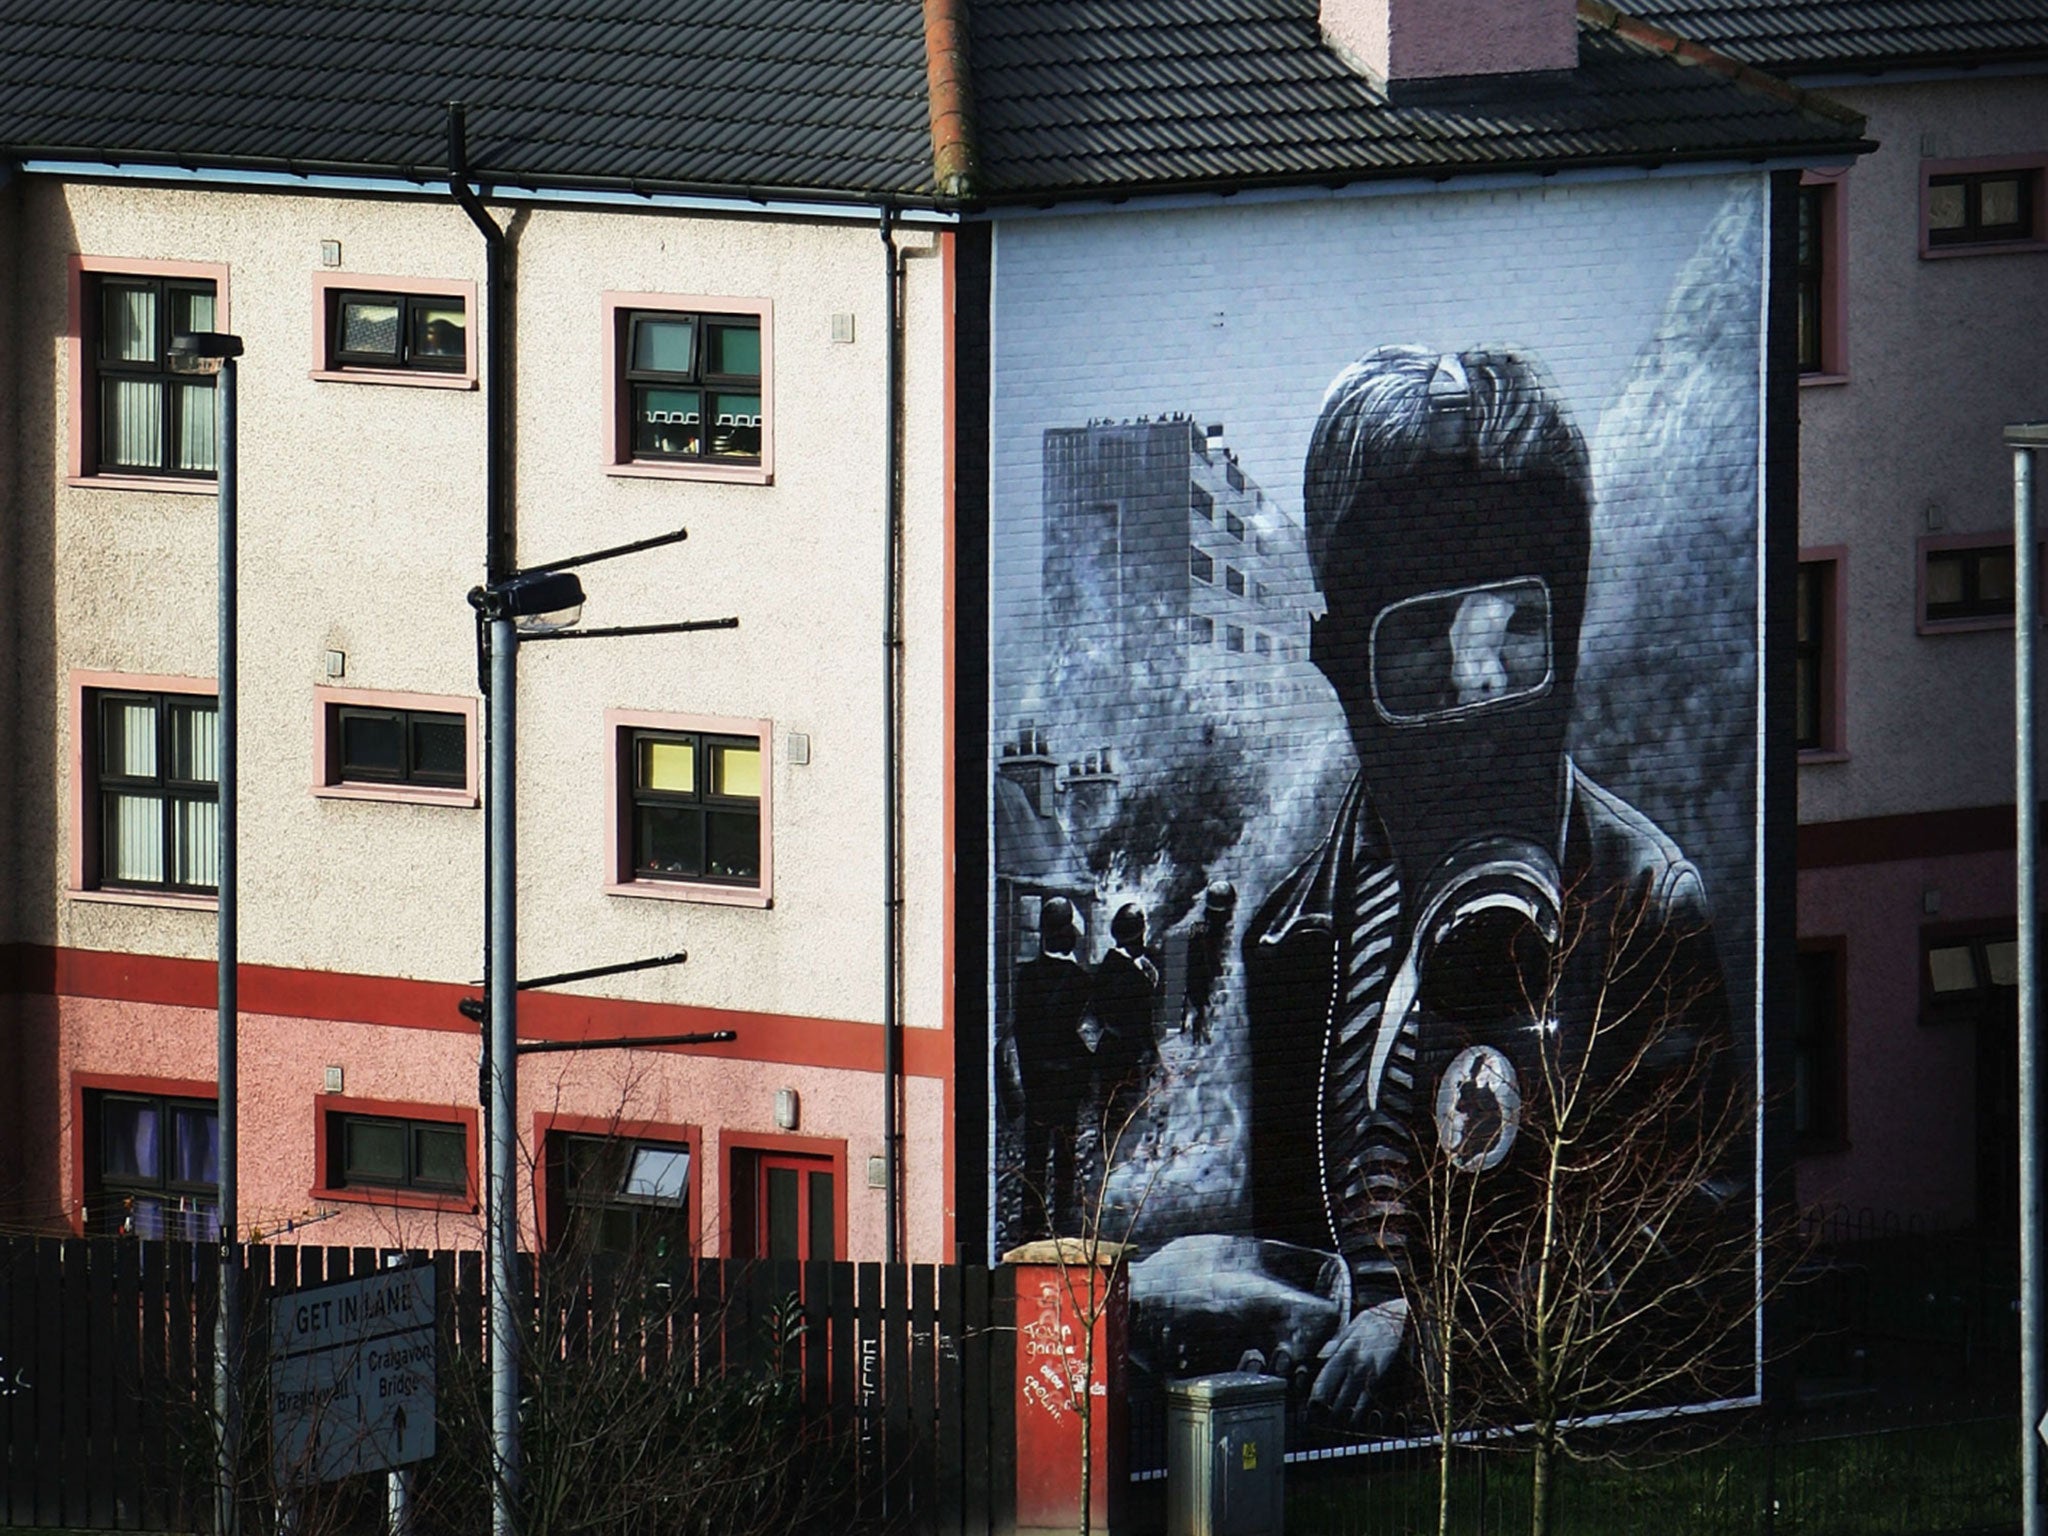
[1322,0,1578,85]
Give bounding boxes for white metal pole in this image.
[487,614,520,1536]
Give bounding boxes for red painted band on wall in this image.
[1798,804,2020,869]
[3,944,949,1080]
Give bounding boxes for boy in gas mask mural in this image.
[1136,345,1742,1421]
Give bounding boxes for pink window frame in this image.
[1919,152,2048,259]
[310,272,479,389]
[68,669,220,911]
[605,708,774,907]
[1798,170,1850,386]
[601,292,773,485]
[1797,547,1848,762]
[67,255,233,494]
[313,686,480,807]
[1917,529,2038,635]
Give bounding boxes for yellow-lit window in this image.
[629,729,762,886]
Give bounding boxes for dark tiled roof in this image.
[1619,0,2048,73]
[0,0,935,200]
[968,0,1868,200]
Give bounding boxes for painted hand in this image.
[1309,1298,1409,1421]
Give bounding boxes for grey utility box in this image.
[1165,1372,1286,1536]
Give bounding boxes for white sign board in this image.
[270,1266,436,1484]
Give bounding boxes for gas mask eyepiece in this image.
[1368,576,1553,726]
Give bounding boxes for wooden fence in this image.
[0,1237,1019,1534]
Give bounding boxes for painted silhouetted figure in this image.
[1012,898,1091,1237]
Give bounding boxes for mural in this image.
[988,176,1768,1442]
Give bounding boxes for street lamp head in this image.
[169,331,246,375]
[470,569,587,633]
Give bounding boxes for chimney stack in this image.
[1321,0,1577,86]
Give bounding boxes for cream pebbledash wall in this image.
[8,177,954,1257]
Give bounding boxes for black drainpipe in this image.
[881,204,903,1265]
[447,101,510,584]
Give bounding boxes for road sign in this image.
[270,1265,436,1484]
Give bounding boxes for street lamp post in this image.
[171,328,245,1536]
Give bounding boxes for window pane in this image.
[1928,944,1979,994]
[414,1125,466,1189]
[1928,182,1967,231]
[1794,656,1819,746]
[624,1146,689,1202]
[807,1170,833,1263]
[1191,549,1213,583]
[173,797,220,889]
[704,811,760,882]
[102,377,164,469]
[106,793,166,883]
[634,386,702,457]
[704,322,759,377]
[637,804,703,877]
[1986,940,2020,988]
[1225,567,1245,596]
[411,715,467,784]
[174,379,218,473]
[1980,177,2022,228]
[103,284,158,363]
[766,1167,799,1262]
[1925,555,1965,609]
[102,1098,162,1181]
[341,299,401,358]
[633,316,698,374]
[708,741,760,799]
[172,287,216,339]
[341,711,406,778]
[345,1119,408,1184]
[412,304,466,362]
[170,1105,219,1186]
[1977,549,2015,607]
[639,738,695,793]
[103,698,159,778]
[707,392,762,459]
[170,701,219,784]
[1226,625,1245,653]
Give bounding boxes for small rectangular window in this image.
[1226,625,1245,654]
[327,290,467,373]
[1923,540,2016,627]
[1189,615,1214,645]
[1922,926,2019,1027]
[1928,169,2037,247]
[1794,558,1838,753]
[1191,549,1214,584]
[1225,566,1246,597]
[1225,511,1245,541]
[1796,185,1826,374]
[1191,486,1215,522]
[335,706,467,787]
[1794,945,1846,1149]
[1254,632,1272,656]
[622,308,762,464]
[331,1112,468,1192]
[548,1133,693,1259]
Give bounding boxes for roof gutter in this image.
[8,156,957,224]
[923,0,978,200]
[1576,0,1868,131]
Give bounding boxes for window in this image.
[1191,549,1214,584]
[1929,169,2036,247]
[1225,566,1246,597]
[1254,632,1272,656]
[328,1112,468,1193]
[1795,553,1843,756]
[1191,485,1215,522]
[1225,460,1244,493]
[90,275,220,478]
[605,293,770,478]
[547,1133,692,1260]
[88,687,220,895]
[607,711,773,905]
[1226,625,1245,653]
[83,1090,218,1240]
[1225,511,1245,541]
[318,280,471,382]
[1923,925,2018,1026]
[1921,536,2016,631]
[1189,615,1214,645]
[1794,944,1846,1151]
[315,689,478,805]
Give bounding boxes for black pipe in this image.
[446,102,510,584]
[880,205,903,1265]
